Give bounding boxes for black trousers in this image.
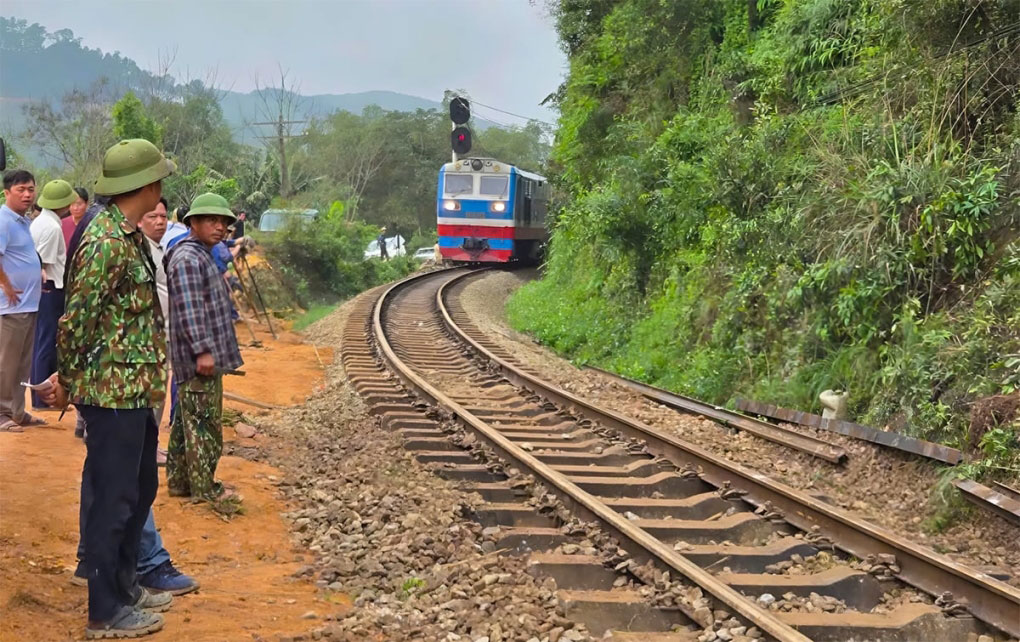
[78,405,158,622]
[30,282,63,408]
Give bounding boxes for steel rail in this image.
[373,269,812,642]
[734,398,963,466]
[436,270,1020,638]
[585,366,847,464]
[953,479,1020,527]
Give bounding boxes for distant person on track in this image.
[232,211,246,239]
[42,138,176,639]
[377,227,389,261]
[29,179,75,411]
[0,169,43,432]
[165,192,243,504]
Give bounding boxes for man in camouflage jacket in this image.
[45,139,176,639]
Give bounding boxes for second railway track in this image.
[341,267,1020,642]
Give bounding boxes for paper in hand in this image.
[21,380,54,393]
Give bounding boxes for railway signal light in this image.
[452,126,472,155]
[450,97,472,157]
[450,97,470,125]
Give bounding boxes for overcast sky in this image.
[4,0,566,123]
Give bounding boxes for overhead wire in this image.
[470,109,515,129]
[469,99,555,127]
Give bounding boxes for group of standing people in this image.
[0,138,246,638]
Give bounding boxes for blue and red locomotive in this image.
[436,158,548,262]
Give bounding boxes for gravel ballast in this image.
[458,270,1020,586]
[246,290,596,642]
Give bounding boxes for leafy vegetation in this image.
[260,206,418,304]
[511,0,1020,484]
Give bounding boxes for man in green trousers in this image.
[165,192,243,502]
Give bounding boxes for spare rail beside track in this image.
[953,479,1020,527]
[585,367,847,465]
[733,398,963,466]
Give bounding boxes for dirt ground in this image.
[0,322,338,642]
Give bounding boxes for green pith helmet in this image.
[183,192,236,223]
[37,179,76,210]
[94,139,176,196]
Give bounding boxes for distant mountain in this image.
[0,18,496,149]
[219,90,448,143]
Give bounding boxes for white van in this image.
[364,235,406,259]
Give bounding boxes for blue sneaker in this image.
[139,560,199,596]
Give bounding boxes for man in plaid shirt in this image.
[165,192,242,503]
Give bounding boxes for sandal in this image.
[18,413,47,427]
[0,418,24,433]
[85,606,163,639]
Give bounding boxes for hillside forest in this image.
[509,0,1020,498]
[0,17,549,300]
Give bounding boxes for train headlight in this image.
[490,201,507,213]
[443,200,460,211]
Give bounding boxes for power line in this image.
[471,110,515,129]
[469,99,555,127]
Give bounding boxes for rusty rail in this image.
[585,367,847,465]
[993,481,1020,503]
[437,271,1020,638]
[953,479,1020,526]
[734,398,963,466]
[372,270,814,642]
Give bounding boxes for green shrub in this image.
[510,0,1020,451]
[263,211,416,305]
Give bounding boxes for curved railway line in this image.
[341,267,1020,642]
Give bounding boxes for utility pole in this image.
[253,117,306,198]
[252,67,308,199]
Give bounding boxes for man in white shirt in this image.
[29,179,73,410]
[138,198,170,424]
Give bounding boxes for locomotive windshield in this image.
[444,174,473,195]
[480,176,509,197]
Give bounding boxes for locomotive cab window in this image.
[444,174,473,195]
[479,176,509,197]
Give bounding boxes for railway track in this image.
[341,267,1020,642]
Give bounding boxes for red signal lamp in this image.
[451,126,472,154]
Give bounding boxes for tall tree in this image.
[20,79,116,185]
[112,90,162,144]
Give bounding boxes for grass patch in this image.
[221,407,245,427]
[292,303,339,332]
